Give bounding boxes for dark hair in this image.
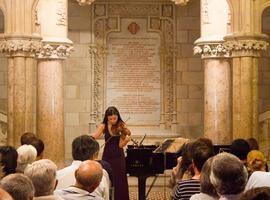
[0,146,18,175]
[102,106,124,125]
[239,187,270,200]
[200,157,218,197]
[246,138,259,151]
[72,135,100,161]
[230,139,250,160]
[29,138,44,157]
[191,139,214,172]
[20,132,37,145]
[178,142,194,178]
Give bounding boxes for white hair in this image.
[24,159,57,197]
[17,144,37,173]
[0,173,35,200]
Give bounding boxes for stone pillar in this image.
[224,34,269,139]
[194,41,232,144]
[36,0,72,166]
[0,35,41,147]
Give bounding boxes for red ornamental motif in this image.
[128,22,140,35]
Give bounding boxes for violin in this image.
[111,121,131,139]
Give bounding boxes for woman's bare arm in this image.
[92,124,105,139]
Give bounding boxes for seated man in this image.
[0,146,18,176]
[24,159,63,200]
[56,135,110,200]
[210,152,248,200]
[55,160,104,200]
[0,173,34,200]
[172,138,214,200]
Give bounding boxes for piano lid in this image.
[154,137,189,153]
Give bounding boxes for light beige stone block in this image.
[65,85,78,99]
[181,44,195,57]
[177,31,188,43]
[79,113,90,126]
[177,85,188,99]
[181,99,203,112]
[80,31,91,43]
[188,113,202,125]
[68,31,80,43]
[64,71,87,85]
[65,113,80,126]
[177,17,200,31]
[188,85,203,98]
[182,72,204,85]
[79,86,91,99]
[177,58,188,72]
[188,58,202,71]
[64,99,88,112]
[0,86,7,99]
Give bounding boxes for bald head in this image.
[75,160,103,193]
[0,188,13,200]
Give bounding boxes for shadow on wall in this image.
[0,9,4,33]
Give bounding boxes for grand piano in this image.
[125,137,230,200]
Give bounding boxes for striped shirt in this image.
[172,179,200,200]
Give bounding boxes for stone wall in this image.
[0,55,7,113]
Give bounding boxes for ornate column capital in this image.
[0,35,42,58]
[76,0,95,6]
[37,40,73,60]
[224,34,269,57]
[194,39,229,59]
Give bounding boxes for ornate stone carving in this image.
[76,0,95,6]
[91,3,177,129]
[37,42,73,59]
[0,37,42,57]
[0,121,7,146]
[224,38,269,57]
[201,0,210,24]
[194,42,229,58]
[56,0,67,26]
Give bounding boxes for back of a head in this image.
[75,160,103,193]
[230,139,250,161]
[246,138,259,151]
[20,132,36,145]
[72,135,100,161]
[24,159,57,197]
[28,138,44,158]
[239,187,270,200]
[200,157,218,197]
[191,138,214,172]
[0,173,34,200]
[0,146,18,176]
[16,145,37,173]
[210,152,248,195]
[0,188,13,200]
[247,150,267,172]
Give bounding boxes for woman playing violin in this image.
[92,106,131,200]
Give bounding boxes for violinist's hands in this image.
[124,135,131,142]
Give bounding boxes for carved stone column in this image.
[224,34,269,140]
[194,40,232,144]
[0,35,41,147]
[36,0,72,166]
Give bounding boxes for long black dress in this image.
[102,124,130,200]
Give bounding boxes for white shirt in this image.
[245,171,270,190]
[56,160,110,200]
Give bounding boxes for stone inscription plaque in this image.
[106,19,161,125]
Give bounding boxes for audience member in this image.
[20,132,37,146]
[210,152,248,200]
[56,135,110,200]
[190,157,218,200]
[245,171,270,190]
[0,146,18,176]
[55,160,104,200]
[0,173,34,200]
[230,139,250,165]
[0,188,13,200]
[29,138,44,160]
[247,150,266,175]
[24,159,63,200]
[239,187,270,200]
[246,138,259,151]
[172,138,214,200]
[16,145,37,173]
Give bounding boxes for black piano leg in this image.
[138,176,147,200]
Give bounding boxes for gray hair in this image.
[0,173,34,200]
[17,145,37,173]
[24,159,57,197]
[210,152,248,195]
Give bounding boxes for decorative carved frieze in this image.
[194,41,229,58]
[76,0,95,6]
[56,0,67,26]
[224,36,269,57]
[0,36,42,57]
[37,42,73,59]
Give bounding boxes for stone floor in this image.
[129,187,172,200]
